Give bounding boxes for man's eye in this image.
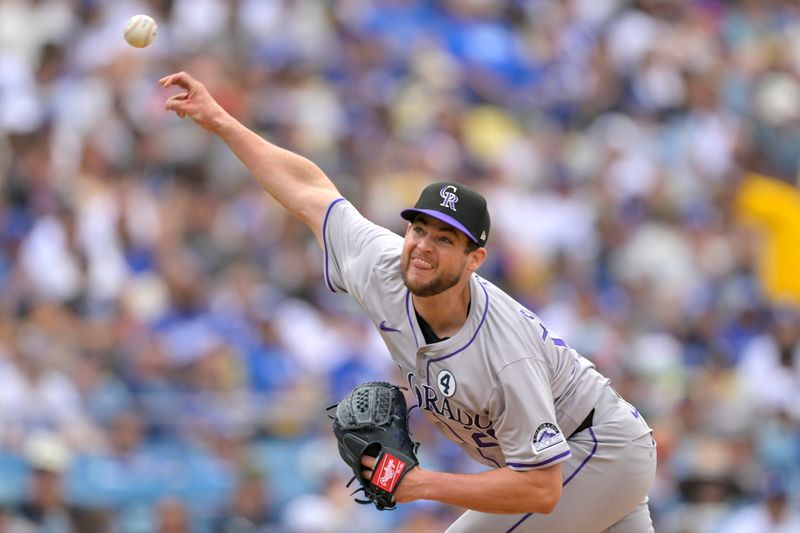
[413,227,423,234]
[440,237,453,245]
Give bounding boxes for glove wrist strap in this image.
[370,451,408,493]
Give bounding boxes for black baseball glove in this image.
[329,381,420,510]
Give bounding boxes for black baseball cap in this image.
[401,181,490,247]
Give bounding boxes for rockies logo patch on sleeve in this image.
[531,423,565,454]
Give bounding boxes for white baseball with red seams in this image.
[124,14,157,48]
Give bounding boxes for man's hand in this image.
[361,455,425,504]
[330,382,420,510]
[160,71,230,132]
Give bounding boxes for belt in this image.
[568,408,595,439]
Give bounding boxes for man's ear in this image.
[467,247,488,272]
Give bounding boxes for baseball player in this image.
[160,71,657,533]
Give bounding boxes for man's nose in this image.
[416,234,434,251]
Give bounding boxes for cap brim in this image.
[400,208,479,244]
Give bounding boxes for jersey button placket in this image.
[415,348,428,383]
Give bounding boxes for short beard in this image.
[401,257,465,297]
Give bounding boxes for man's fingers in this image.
[159,71,215,126]
[159,71,195,90]
[167,93,189,103]
[159,74,178,88]
[360,455,377,480]
[159,72,183,87]
[165,101,189,119]
[165,94,189,111]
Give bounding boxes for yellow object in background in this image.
[736,173,800,305]
[461,106,522,164]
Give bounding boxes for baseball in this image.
[124,14,157,48]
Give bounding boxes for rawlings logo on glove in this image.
[373,452,406,492]
[328,382,420,510]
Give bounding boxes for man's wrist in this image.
[210,111,234,135]
[413,467,435,501]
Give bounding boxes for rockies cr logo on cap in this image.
[400,181,490,247]
[439,185,459,211]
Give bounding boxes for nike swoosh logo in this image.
[379,321,401,333]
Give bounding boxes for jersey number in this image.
[439,373,452,395]
[436,369,456,397]
[471,428,498,448]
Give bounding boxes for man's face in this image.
[401,215,473,297]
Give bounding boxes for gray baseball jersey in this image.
[322,199,656,532]
[323,199,607,470]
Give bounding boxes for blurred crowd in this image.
[1,0,800,531]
